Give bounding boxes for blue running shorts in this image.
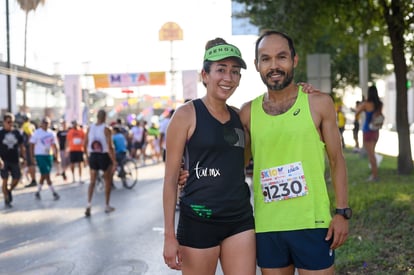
[256,229,334,270]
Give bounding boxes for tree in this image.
[234,0,391,88]
[15,0,46,110]
[380,0,414,174]
[234,0,413,174]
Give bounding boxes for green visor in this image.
[203,44,247,69]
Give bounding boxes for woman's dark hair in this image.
[255,30,296,61]
[202,38,227,73]
[202,38,227,87]
[367,85,383,112]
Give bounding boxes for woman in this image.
[352,100,362,152]
[162,38,256,275]
[356,85,384,181]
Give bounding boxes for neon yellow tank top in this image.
[251,87,331,232]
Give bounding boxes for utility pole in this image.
[6,0,12,112]
[359,42,368,99]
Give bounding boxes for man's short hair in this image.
[3,112,14,121]
[97,109,106,121]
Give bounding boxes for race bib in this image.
[73,137,82,145]
[260,162,308,203]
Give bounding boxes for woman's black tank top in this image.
[179,99,253,222]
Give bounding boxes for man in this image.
[56,119,69,181]
[66,120,86,183]
[146,122,161,163]
[159,109,174,162]
[0,113,25,208]
[239,30,349,274]
[130,119,146,164]
[112,125,128,168]
[159,109,179,210]
[336,103,346,149]
[352,100,362,152]
[21,114,37,187]
[116,118,130,148]
[30,117,60,200]
[83,109,116,216]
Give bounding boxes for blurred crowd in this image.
[0,109,174,210]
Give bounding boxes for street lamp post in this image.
[5,0,12,112]
[159,22,183,105]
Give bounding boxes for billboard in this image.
[93,72,166,88]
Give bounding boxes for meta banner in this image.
[93,72,166,88]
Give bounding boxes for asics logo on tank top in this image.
[293,108,301,116]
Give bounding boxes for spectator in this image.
[130,120,146,164]
[355,85,384,181]
[159,109,174,162]
[112,125,128,168]
[56,119,69,181]
[352,100,362,152]
[146,122,161,163]
[0,113,25,208]
[66,120,86,183]
[336,103,346,149]
[84,109,116,216]
[21,114,37,187]
[30,117,60,200]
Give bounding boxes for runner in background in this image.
[30,117,61,201]
[21,114,37,188]
[0,113,25,208]
[66,120,86,183]
[56,119,69,181]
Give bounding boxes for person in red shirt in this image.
[66,120,86,183]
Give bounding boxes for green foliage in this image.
[234,0,414,174]
[327,149,414,273]
[233,0,408,89]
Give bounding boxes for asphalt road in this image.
[0,162,181,275]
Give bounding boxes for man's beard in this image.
[260,68,294,91]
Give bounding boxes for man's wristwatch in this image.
[335,208,352,219]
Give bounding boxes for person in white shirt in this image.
[83,109,117,216]
[30,117,60,200]
[159,109,174,162]
[130,120,146,163]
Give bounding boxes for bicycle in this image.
[95,156,139,192]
